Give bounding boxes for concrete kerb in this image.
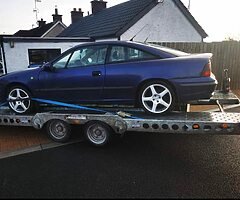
[0,139,84,160]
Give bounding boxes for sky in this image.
[0,0,239,42]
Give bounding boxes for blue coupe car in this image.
[0,41,217,114]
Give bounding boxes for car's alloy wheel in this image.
[8,87,32,114]
[140,82,175,114]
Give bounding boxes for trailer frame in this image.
[0,89,240,146]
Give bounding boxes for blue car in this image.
[0,41,217,114]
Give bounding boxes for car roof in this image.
[71,40,165,55]
[56,41,187,62]
[73,40,140,48]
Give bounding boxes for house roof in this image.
[14,21,66,38]
[59,0,158,39]
[14,22,55,37]
[59,0,208,39]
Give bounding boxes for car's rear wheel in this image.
[139,81,176,115]
[7,86,34,114]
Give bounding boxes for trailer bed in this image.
[0,90,239,146]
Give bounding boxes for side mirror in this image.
[43,63,53,72]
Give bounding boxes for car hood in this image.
[0,67,42,81]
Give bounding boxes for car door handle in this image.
[92,71,102,77]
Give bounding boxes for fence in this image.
[152,41,240,90]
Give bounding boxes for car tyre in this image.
[139,81,176,115]
[7,86,35,114]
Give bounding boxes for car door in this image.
[103,45,159,104]
[37,45,108,103]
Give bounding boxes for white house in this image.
[0,37,91,73]
[14,8,67,38]
[0,8,91,74]
[59,0,207,42]
[0,0,208,74]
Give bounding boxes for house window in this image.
[28,49,61,67]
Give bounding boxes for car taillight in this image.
[201,61,211,77]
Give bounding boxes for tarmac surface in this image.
[0,96,240,198]
[0,132,240,198]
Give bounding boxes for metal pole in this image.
[33,0,42,25]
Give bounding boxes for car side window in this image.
[67,45,107,68]
[109,46,125,62]
[52,53,71,69]
[109,45,158,63]
[127,47,157,61]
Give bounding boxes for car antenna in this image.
[129,24,149,42]
[129,35,135,41]
[144,36,149,44]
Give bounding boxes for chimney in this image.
[52,8,63,22]
[38,18,46,27]
[71,8,84,24]
[91,0,107,15]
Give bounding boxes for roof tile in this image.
[59,0,155,38]
[59,0,207,39]
[14,22,55,37]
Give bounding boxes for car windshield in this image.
[144,43,190,57]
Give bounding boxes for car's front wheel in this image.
[139,81,175,115]
[8,86,33,114]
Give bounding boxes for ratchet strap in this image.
[32,98,143,120]
[0,102,7,107]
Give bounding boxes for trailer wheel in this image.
[46,119,71,143]
[84,121,112,147]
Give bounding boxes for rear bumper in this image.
[172,75,218,102]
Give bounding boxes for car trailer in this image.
[0,87,240,146]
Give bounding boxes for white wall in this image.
[3,41,84,73]
[43,25,66,38]
[121,0,203,42]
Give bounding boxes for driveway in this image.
[0,91,240,198]
[0,132,240,198]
